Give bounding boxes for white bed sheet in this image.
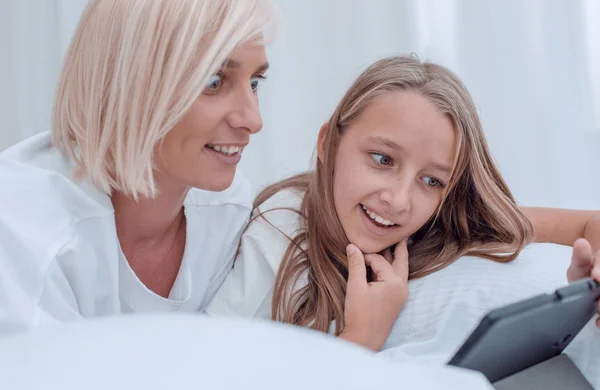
[0,314,495,389]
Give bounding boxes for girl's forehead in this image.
[348,93,457,161]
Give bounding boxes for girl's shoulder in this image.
[251,187,306,240]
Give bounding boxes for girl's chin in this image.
[353,240,393,255]
[351,237,411,256]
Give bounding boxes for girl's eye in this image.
[370,152,393,166]
[422,176,442,187]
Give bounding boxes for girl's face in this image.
[157,41,269,192]
[328,91,457,254]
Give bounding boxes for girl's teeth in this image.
[361,204,395,226]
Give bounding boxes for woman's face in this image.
[157,41,269,192]
[329,92,457,254]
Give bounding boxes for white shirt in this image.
[0,132,252,334]
[206,188,304,319]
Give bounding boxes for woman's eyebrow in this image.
[222,59,270,73]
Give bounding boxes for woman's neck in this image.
[111,173,189,297]
[111,175,189,246]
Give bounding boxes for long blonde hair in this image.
[250,55,533,334]
[52,0,277,199]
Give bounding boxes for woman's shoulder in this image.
[0,132,114,216]
[0,133,115,265]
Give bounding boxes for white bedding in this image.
[0,314,495,390]
[378,243,600,387]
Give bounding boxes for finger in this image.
[364,254,395,282]
[392,239,409,280]
[346,244,367,287]
[592,251,600,282]
[380,247,393,263]
[571,238,593,268]
[568,238,593,282]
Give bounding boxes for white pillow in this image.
[379,243,600,387]
[382,243,572,354]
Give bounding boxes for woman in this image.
[0,0,276,333]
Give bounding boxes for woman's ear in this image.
[317,122,329,163]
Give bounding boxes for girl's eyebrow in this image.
[368,135,452,174]
[367,136,403,151]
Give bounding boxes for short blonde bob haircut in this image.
[52,0,278,199]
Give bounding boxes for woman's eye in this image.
[370,152,393,166]
[422,176,442,187]
[205,74,223,93]
[250,75,267,92]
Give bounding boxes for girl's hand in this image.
[339,240,409,350]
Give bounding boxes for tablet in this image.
[447,277,600,383]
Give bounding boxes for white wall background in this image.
[1,0,598,210]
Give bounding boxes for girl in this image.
[207,55,600,350]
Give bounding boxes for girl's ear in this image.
[317,122,329,163]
